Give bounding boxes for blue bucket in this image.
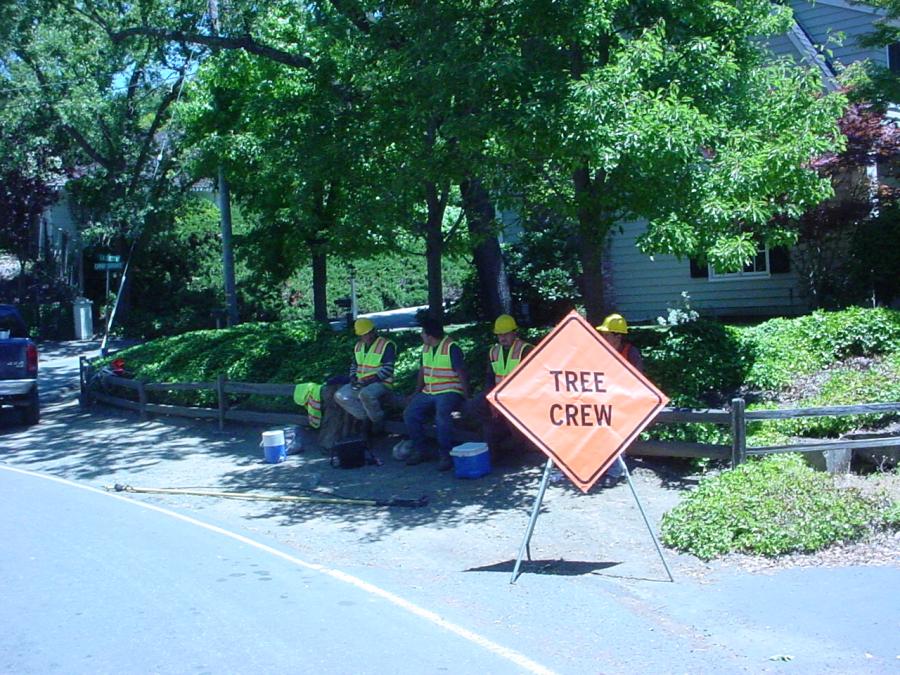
[262,430,286,464]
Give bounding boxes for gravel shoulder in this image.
[3,397,897,581]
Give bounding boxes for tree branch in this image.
[129,69,187,194]
[109,27,314,70]
[14,48,115,171]
[63,124,116,172]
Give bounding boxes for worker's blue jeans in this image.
[403,391,464,458]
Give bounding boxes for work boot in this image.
[405,448,425,466]
[437,454,453,472]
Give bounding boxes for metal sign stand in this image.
[510,455,674,584]
[510,458,555,584]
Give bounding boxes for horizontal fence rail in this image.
[78,357,899,469]
[745,402,900,420]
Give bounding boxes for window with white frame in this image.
[708,242,771,280]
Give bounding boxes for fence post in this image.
[731,397,746,468]
[217,374,226,431]
[137,380,148,421]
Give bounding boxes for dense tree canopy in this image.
[0,0,194,250]
[1,0,853,327]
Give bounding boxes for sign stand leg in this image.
[511,457,554,584]
[618,456,674,582]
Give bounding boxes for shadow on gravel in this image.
[1,402,553,539]
[230,448,551,541]
[2,401,696,549]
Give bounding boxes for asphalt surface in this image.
[0,341,898,674]
[0,466,550,675]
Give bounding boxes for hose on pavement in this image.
[106,483,428,508]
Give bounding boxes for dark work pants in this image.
[403,391,464,458]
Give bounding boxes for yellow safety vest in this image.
[354,336,395,388]
[422,337,463,396]
[294,382,323,429]
[489,338,531,385]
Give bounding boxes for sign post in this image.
[487,310,672,583]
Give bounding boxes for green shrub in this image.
[883,500,900,529]
[661,454,880,560]
[638,320,751,406]
[104,307,900,424]
[742,307,900,391]
[772,361,900,437]
[281,252,471,321]
[743,352,900,443]
[105,320,497,409]
[642,422,731,447]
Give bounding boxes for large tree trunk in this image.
[576,235,606,325]
[309,180,339,324]
[424,181,449,321]
[573,165,611,325]
[311,247,328,323]
[459,178,512,320]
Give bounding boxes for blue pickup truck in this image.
[0,305,39,425]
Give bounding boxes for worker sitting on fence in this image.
[403,315,470,471]
[334,318,396,436]
[461,314,535,464]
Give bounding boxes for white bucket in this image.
[262,430,286,463]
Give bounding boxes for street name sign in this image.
[94,262,123,271]
[487,310,669,493]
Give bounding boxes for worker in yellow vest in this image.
[487,314,533,388]
[335,317,396,435]
[596,312,644,487]
[403,315,469,471]
[484,314,533,461]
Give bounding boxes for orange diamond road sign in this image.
[487,311,669,493]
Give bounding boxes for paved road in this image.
[1,466,551,675]
[1,343,898,674]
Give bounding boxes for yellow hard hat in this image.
[493,314,518,334]
[353,318,375,336]
[597,313,628,334]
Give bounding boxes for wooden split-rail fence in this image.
[79,357,900,469]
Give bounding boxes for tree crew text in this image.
[548,369,613,427]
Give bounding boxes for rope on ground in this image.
[105,483,428,508]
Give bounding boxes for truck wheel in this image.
[24,390,40,426]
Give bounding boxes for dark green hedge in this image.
[105,308,900,424]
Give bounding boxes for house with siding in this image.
[606,0,897,322]
[40,188,82,290]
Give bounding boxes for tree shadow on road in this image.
[1,401,695,556]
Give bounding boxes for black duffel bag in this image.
[331,437,373,469]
